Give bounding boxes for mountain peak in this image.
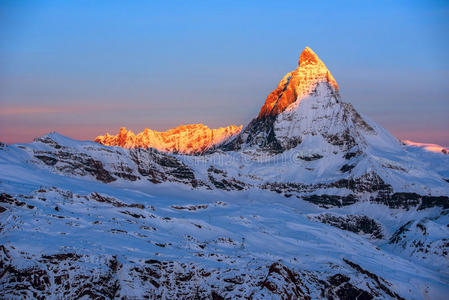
[298,46,320,66]
[258,47,339,119]
[95,124,242,154]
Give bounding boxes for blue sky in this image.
[1,0,448,145]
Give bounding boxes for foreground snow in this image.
[0,147,448,299]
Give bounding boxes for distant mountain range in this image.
[95,124,242,155]
[1,47,448,299]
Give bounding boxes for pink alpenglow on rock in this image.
[258,47,339,119]
[95,124,242,154]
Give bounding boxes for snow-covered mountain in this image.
[1,47,448,299]
[95,124,242,155]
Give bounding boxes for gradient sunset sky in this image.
[1,0,448,146]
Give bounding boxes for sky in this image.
[1,0,448,146]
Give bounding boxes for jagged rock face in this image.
[219,115,285,153]
[26,134,204,187]
[95,124,242,155]
[0,247,402,300]
[258,47,339,119]
[309,213,384,240]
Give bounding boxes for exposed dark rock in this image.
[30,141,202,186]
[340,164,355,173]
[112,164,139,181]
[208,166,227,175]
[41,253,81,261]
[301,194,358,208]
[261,172,447,210]
[171,204,208,211]
[374,193,449,210]
[32,145,116,183]
[311,214,384,239]
[207,167,247,191]
[328,273,350,286]
[262,172,392,198]
[211,291,225,300]
[298,154,323,161]
[374,193,420,209]
[419,195,449,210]
[34,136,63,149]
[323,128,356,152]
[343,259,404,300]
[208,174,247,191]
[336,282,373,300]
[344,150,361,160]
[120,210,145,219]
[220,115,285,153]
[389,217,449,260]
[167,166,195,181]
[91,192,127,207]
[335,172,392,193]
[129,148,199,187]
[35,155,58,166]
[259,262,310,299]
[90,192,145,211]
[0,193,26,208]
[345,103,375,133]
[81,158,116,183]
[0,244,406,300]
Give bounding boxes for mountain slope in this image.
[0,161,448,299]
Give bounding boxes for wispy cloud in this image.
[0,103,130,116]
[0,107,73,116]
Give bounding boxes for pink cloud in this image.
[0,107,73,116]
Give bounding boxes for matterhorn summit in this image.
[221,47,399,155]
[258,46,339,118]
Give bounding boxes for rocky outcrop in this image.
[218,115,285,153]
[0,246,403,300]
[310,213,384,239]
[29,134,204,187]
[33,149,116,183]
[95,124,242,155]
[260,173,392,199]
[207,166,248,191]
[129,147,202,186]
[388,214,449,270]
[373,192,449,210]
